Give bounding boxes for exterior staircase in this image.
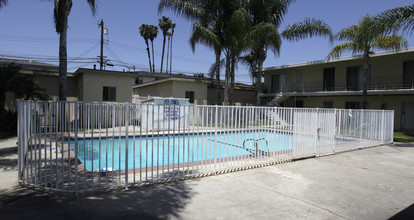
[266,92,291,106]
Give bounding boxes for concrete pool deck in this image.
[0,137,413,219]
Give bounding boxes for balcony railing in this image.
[267,80,414,95]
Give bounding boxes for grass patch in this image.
[394,131,414,143]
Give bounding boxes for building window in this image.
[185,91,195,103]
[346,66,370,91]
[403,60,414,88]
[346,67,360,91]
[345,101,360,109]
[135,77,143,85]
[103,86,116,101]
[295,100,304,108]
[271,74,280,93]
[323,68,335,91]
[323,101,333,108]
[294,72,304,92]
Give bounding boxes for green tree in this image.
[51,0,97,101]
[159,0,225,104]
[244,0,332,106]
[222,7,251,105]
[159,16,173,74]
[0,0,7,8]
[328,15,407,109]
[139,24,153,72]
[0,64,49,130]
[170,23,176,74]
[148,25,158,73]
[166,31,172,73]
[377,4,414,34]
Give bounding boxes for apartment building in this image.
[262,48,414,131]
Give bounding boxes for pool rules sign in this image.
[163,99,180,120]
[140,98,190,131]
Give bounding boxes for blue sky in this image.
[0,0,413,84]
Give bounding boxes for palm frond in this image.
[377,4,414,34]
[239,52,259,80]
[86,0,97,15]
[208,58,225,79]
[0,0,7,9]
[373,35,408,51]
[246,22,281,54]
[189,23,220,52]
[327,43,355,60]
[282,17,333,43]
[158,0,203,21]
[335,25,359,42]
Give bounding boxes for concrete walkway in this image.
[0,137,413,220]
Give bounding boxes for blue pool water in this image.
[69,131,337,172]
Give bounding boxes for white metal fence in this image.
[17,100,394,194]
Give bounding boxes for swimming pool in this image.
[69,131,339,172]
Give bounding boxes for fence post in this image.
[17,100,22,183]
[315,108,319,156]
[391,110,395,143]
[214,105,218,173]
[74,101,79,196]
[381,109,385,143]
[360,109,363,141]
[125,103,129,189]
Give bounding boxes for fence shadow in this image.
[0,146,18,171]
[0,179,194,219]
[0,158,18,171]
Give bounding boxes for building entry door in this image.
[402,102,414,131]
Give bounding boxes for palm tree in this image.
[159,0,225,104]
[159,16,173,74]
[377,4,414,34]
[52,0,97,101]
[170,23,176,74]
[166,32,172,73]
[148,25,158,73]
[0,0,7,8]
[139,24,153,72]
[0,64,49,123]
[243,0,332,106]
[222,7,251,105]
[328,15,407,109]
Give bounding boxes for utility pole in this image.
[98,19,104,70]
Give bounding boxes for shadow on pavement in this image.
[393,142,414,148]
[0,180,194,220]
[0,146,18,171]
[389,203,414,220]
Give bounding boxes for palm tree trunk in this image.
[256,62,263,106]
[58,16,68,101]
[151,40,155,73]
[215,51,221,105]
[170,32,173,74]
[146,43,152,72]
[166,37,170,74]
[223,52,231,105]
[230,56,235,105]
[161,36,166,73]
[362,51,370,109]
